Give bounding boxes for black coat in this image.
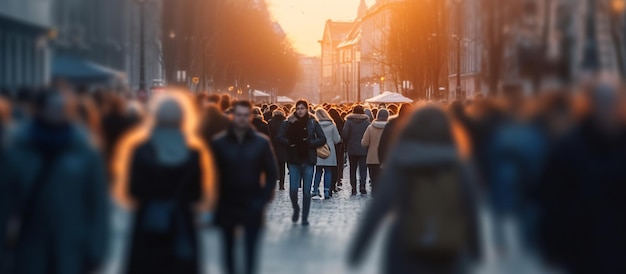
[276,114,327,165]
[343,113,370,156]
[538,120,626,273]
[127,142,203,274]
[252,117,270,137]
[268,115,287,163]
[211,127,278,226]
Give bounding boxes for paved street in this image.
[105,169,386,274]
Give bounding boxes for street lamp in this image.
[380,76,385,94]
[454,0,463,100]
[135,0,146,91]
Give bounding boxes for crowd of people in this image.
[1,79,626,274]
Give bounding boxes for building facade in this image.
[0,0,53,89]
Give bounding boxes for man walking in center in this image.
[276,100,326,226]
[212,101,278,274]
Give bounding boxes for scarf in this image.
[290,114,309,160]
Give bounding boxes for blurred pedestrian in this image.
[538,83,626,274]
[252,107,270,137]
[199,103,230,142]
[212,101,278,274]
[361,108,389,193]
[0,90,109,274]
[268,109,287,190]
[328,108,345,190]
[378,103,412,165]
[276,100,327,226]
[312,108,341,199]
[348,106,479,274]
[343,105,370,195]
[124,93,215,274]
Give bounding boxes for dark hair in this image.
[220,94,232,112]
[207,94,221,104]
[295,99,309,109]
[352,105,364,114]
[400,106,453,145]
[232,100,253,109]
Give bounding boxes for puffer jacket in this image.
[361,121,388,164]
[343,113,370,156]
[276,113,327,165]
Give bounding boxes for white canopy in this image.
[365,91,413,103]
[253,90,270,97]
[276,96,295,103]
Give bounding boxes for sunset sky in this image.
[266,0,376,57]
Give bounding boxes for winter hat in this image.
[352,105,364,114]
[376,108,389,121]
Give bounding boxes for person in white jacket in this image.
[312,108,341,199]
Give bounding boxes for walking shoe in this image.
[302,220,310,226]
[337,182,343,187]
[360,188,367,195]
[351,188,357,196]
[292,207,300,223]
[312,194,321,200]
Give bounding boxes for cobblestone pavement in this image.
[105,168,386,274]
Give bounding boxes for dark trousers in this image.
[335,143,345,183]
[348,156,367,190]
[219,224,262,274]
[367,164,381,193]
[278,161,286,189]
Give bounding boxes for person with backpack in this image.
[343,105,371,195]
[212,101,278,274]
[348,106,480,274]
[276,100,326,226]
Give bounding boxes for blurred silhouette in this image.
[361,108,389,194]
[343,105,371,195]
[268,109,287,190]
[276,100,327,226]
[211,100,278,274]
[252,107,270,137]
[328,107,346,192]
[0,90,109,274]
[124,94,210,274]
[312,108,341,199]
[199,103,231,142]
[538,83,626,274]
[378,103,412,165]
[348,106,479,274]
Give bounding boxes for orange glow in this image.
[112,89,217,211]
[266,0,376,56]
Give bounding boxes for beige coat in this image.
[361,121,388,165]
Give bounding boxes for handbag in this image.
[316,143,331,159]
[140,147,194,234]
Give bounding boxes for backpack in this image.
[401,166,469,257]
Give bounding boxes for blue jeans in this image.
[288,163,314,222]
[313,166,333,197]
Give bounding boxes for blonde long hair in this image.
[315,108,333,122]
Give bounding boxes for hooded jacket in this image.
[276,113,327,165]
[343,113,371,156]
[316,119,341,166]
[361,121,388,164]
